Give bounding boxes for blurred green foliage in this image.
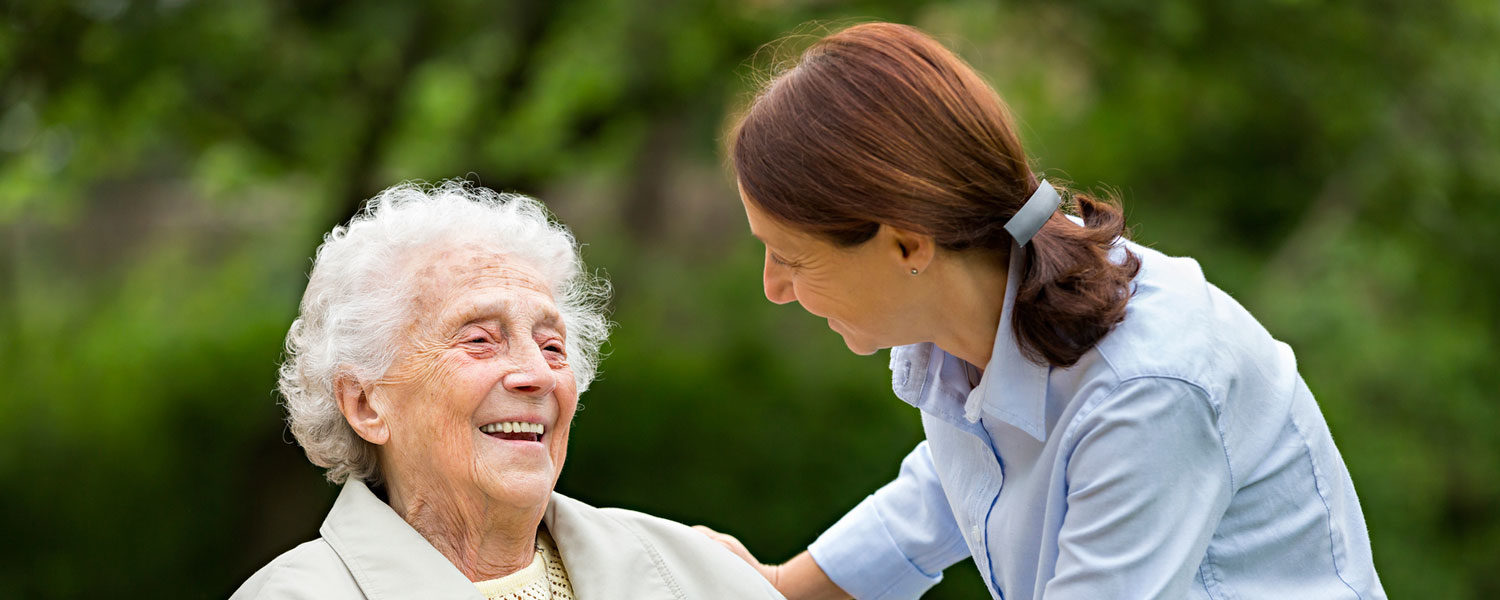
[2,0,1497,597]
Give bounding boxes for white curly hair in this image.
[278,180,611,484]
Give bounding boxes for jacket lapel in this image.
[545,492,682,598]
[319,480,486,600]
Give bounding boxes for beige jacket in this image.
[231,480,784,599]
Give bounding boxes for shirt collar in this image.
[320,480,485,600]
[890,341,973,426]
[965,242,1051,442]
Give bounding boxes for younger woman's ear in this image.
[880,225,936,273]
[335,376,390,445]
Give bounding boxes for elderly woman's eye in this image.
[461,332,494,345]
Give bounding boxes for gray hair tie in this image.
[1004,180,1061,246]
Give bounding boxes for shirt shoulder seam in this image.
[1062,374,1235,492]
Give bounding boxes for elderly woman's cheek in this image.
[382,342,464,390]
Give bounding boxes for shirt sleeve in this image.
[1044,377,1234,599]
[807,441,972,600]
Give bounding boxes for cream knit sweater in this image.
[473,529,574,600]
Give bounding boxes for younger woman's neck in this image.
[923,250,1008,371]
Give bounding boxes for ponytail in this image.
[1011,189,1139,368]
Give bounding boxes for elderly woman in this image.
[233,181,781,599]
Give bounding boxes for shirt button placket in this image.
[976,476,1003,598]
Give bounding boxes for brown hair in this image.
[731,22,1139,368]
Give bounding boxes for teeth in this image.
[480,422,545,435]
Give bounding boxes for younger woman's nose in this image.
[763,256,796,305]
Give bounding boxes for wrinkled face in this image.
[371,245,577,511]
[739,186,914,355]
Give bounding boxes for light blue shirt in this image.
[807,240,1385,599]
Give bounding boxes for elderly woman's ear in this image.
[335,375,390,445]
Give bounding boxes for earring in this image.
[910,269,919,275]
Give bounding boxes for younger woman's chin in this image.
[838,334,882,356]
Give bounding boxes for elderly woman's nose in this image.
[501,345,558,397]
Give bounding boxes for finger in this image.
[693,525,734,548]
[692,525,758,562]
[693,525,742,547]
[692,525,720,537]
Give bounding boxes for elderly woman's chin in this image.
[388,436,564,515]
[471,435,567,508]
[232,181,783,599]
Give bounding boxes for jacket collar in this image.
[319,480,485,600]
[890,242,1050,442]
[320,480,700,599]
[543,493,688,597]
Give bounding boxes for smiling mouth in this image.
[480,421,544,443]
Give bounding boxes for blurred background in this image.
[2,0,1497,597]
